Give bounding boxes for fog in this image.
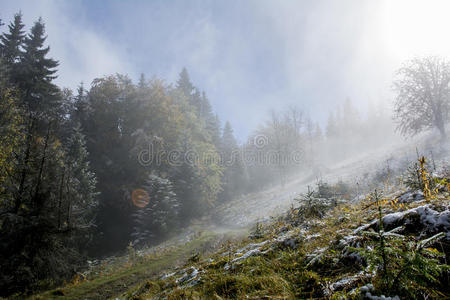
[0,1,449,297]
[2,0,450,140]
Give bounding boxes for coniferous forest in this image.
[0,4,449,299]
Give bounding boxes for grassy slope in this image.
[28,232,229,300]
[28,185,450,299]
[124,188,450,299]
[25,147,449,299]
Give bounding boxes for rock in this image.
[356,204,450,237]
[235,240,269,255]
[273,231,301,249]
[161,271,176,280]
[327,271,371,293]
[234,248,262,262]
[305,247,327,267]
[224,247,270,270]
[176,267,199,285]
[305,233,321,241]
[397,190,424,203]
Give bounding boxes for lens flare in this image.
[131,189,150,208]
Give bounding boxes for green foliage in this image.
[0,13,99,297]
[351,190,449,298]
[403,156,448,199]
[404,161,426,190]
[131,173,180,245]
[249,221,264,239]
[0,12,25,82]
[18,18,60,117]
[0,81,23,205]
[292,181,343,221]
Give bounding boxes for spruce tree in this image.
[65,124,98,229]
[71,83,89,128]
[138,73,147,89]
[201,92,221,146]
[176,67,194,98]
[219,121,246,202]
[326,112,337,139]
[19,18,59,116]
[131,173,179,245]
[191,87,202,113]
[0,12,25,81]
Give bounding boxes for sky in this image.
[2,0,450,141]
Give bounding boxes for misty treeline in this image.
[243,99,396,189]
[0,12,448,296]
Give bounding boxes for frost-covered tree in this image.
[64,124,98,229]
[393,56,450,139]
[131,173,179,245]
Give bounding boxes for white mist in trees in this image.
[131,173,179,246]
[305,115,314,160]
[219,121,246,202]
[243,107,306,188]
[326,112,338,139]
[393,56,450,139]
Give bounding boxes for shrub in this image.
[351,190,449,298]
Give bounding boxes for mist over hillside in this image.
[0,1,449,299]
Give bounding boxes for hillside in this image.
[27,139,450,300]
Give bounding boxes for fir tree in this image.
[71,82,89,128]
[176,67,194,98]
[0,12,25,80]
[326,112,337,139]
[131,173,179,245]
[19,18,60,116]
[219,121,246,202]
[138,73,147,89]
[64,124,98,229]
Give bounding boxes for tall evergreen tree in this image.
[0,12,25,78]
[64,125,98,229]
[326,112,337,139]
[191,87,202,113]
[176,67,194,98]
[200,92,221,146]
[138,73,147,89]
[19,18,59,116]
[219,121,246,202]
[71,82,89,128]
[131,173,179,245]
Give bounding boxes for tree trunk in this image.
[15,114,34,213]
[436,118,447,140]
[32,122,51,215]
[434,105,447,140]
[57,168,65,229]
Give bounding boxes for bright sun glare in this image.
[383,0,450,59]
